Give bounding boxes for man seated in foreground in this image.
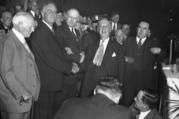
[53,77,131,119]
[130,89,162,119]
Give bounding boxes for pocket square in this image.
[112,52,116,57]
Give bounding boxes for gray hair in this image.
[12,12,34,27]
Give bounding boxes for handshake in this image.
[65,47,85,63]
[71,62,80,74]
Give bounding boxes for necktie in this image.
[72,28,79,41]
[93,41,104,66]
[138,39,142,48]
[72,28,76,36]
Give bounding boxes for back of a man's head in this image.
[94,77,122,104]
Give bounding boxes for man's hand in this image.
[79,51,85,63]
[19,95,31,105]
[65,47,73,55]
[150,47,161,54]
[125,56,134,63]
[71,63,79,74]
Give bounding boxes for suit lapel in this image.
[41,22,55,37]
[144,109,156,119]
[10,31,35,60]
[64,24,77,41]
[101,39,113,66]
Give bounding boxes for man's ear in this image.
[143,103,149,110]
[0,18,3,22]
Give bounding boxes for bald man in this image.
[0,12,40,119]
[80,18,125,97]
[55,8,85,99]
[54,77,131,119]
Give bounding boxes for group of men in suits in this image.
[53,77,162,119]
[0,1,163,119]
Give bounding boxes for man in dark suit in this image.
[80,18,124,97]
[56,8,84,64]
[0,10,12,34]
[53,77,132,119]
[55,8,85,98]
[0,12,40,119]
[30,3,79,119]
[111,13,122,31]
[26,0,41,24]
[130,90,162,119]
[121,21,161,106]
[110,13,122,38]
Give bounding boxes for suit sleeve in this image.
[56,30,81,63]
[1,41,31,99]
[31,31,72,74]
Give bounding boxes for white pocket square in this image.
[112,52,116,57]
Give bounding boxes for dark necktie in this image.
[72,28,79,41]
[138,39,142,48]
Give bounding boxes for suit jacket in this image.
[111,21,122,37]
[80,38,124,97]
[27,9,41,23]
[143,109,162,119]
[53,94,131,119]
[30,21,72,91]
[121,37,160,106]
[129,104,162,119]
[0,30,40,112]
[0,23,12,34]
[55,23,83,63]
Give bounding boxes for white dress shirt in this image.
[136,37,147,46]
[138,110,151,119]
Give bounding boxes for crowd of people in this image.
[0,1,164,119]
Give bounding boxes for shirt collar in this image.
[138,110,151,119]
[12,28,26,44]
[136,37,147,44]
[30,10,35,17]
[42,20,53,31]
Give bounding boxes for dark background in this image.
[1,0,179,37]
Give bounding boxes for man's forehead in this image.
[99,19,110,26]
[68,9,79,17]
[46,4,57,11]
[137,90,145,99]
[116,30,123,35]
[139,22,149,28]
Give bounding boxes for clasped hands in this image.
[65,47,85,63]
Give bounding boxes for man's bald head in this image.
[66,8,80,27]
